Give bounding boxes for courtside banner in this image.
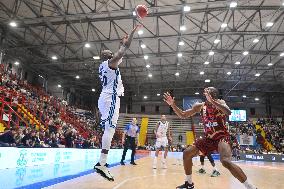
[183,97,203,110]
[240,153,284,162]
[237,135,256,146]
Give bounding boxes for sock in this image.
[185,175,192,184]
[201,165,204,169]
[213,166,218,171]
[243,179,257,189]
[99,153,108,165]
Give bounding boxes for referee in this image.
[120,118,140,165]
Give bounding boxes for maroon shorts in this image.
[194,136,230,156]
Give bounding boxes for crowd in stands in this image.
[0,64,123,149]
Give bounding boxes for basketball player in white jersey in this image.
[94,25,140,181]
[153,115,172,169]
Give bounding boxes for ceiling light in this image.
[51,55,58,60]
[204,61,210,65]
[267,63,273,66]
[57,84,62,88]
[141,44,146,48]
[133,11,136,16]
[227,72,231,75]
[230,1,238,8]
[9,21,17,27]
[209,51,214,56]
[280,52,284,57]
[195,92,199,95]
[266,22,274,27]
[235,61,240,65]
[243,51,249,56]
[137,30,143,35]
[144,96,148,99]
[84,43,91,48]
[200,71,204,75]
[144,55,149,60]
[253,38,259,43]
[242,95,247,98]
[255,97,259,101]
[183,5,191,12]
[146,64,150,68]
[179,41,185,46]
[214,39,220,44]
[221,23,228,28]
[205,79,211,83]
[175,72,180,76]
[157,93,161,96]
[92,89,96,92]
[180,25,186,31]
[255,73,260,77]
[177,53,183,57]
[14,61,20,65]
[93,56,100,60]
[148,73,152,77]
[75,75,80,79]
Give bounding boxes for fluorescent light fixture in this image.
[227,72,231,75]
[266,22,274,27]
[230,1,238,8]
[57,84,62,88]
[144,55,149,60]
[235,61,240,65]
[75,75,80,79]
[280,52,284,57]
[157,93,161,96]
[84,43,91,48]
[253,38,259,43]
[177,53,183,57]
[148,73,152,77]
[9,21,17,27]
[243,51,249,56]
[195,92,200,95]
[14,61,20,65]
[255,73,260,77]
[51,55,58,60]
[180,25,186,31]
[175,72,180,76]
[179,41,185,46]
[143,96,148,99]
[255,97,259,101]
[137,30,143,35]
[242,95,247,98]
[183,5,191,12]
[92,89,95,92]
[209,51,214,56]
[146,64,150,68]
[141,44,146,48]
[267,63,273,66]
[205,79,211,83]
[93,56,100,60]
[214,39,220,44]
[133,11,136,16]
[221,23,228,28]
[200,71,205,75]
[204,61,210,65]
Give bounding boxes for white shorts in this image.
[98,93,120,129]
[155,137,168,148]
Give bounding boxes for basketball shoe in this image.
[176,181,194,189]
[94,162,114,181]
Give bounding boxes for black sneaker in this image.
[210,170,221,177]
[94,162,114,182]
[105,163,109,168]
[130,162,137,165]
[120,161,125,165]
[198,168,206,174]
[176,181,194,189]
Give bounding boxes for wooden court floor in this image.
[45,157,284,189]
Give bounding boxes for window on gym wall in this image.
[141,105,145,113]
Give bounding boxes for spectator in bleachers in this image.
[0,127,17,147]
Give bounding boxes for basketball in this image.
[135,5,148,19]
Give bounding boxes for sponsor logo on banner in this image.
[17,149,28,167]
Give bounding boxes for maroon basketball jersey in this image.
[201,101,229,140]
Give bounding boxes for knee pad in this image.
[101,126,116,150]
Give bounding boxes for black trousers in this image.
[121,136,136,163]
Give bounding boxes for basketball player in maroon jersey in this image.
[163,87,258,189]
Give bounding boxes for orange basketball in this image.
[135,5,148,19]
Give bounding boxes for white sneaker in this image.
[94,163,114,181]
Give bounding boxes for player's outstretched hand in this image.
[163,92,175,106]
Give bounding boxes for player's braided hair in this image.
[207,87,219,99]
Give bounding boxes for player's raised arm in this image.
[163,92,202,119]
[109,25,140,69]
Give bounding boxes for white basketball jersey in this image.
[99,60,124,96]
[157,121,169,138]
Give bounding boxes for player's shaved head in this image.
[205,87,219,99]
[101,50,113,61]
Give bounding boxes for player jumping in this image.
[94,25,140,181]
[163,87,258,189]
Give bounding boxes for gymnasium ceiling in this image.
[0,0,284,104]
